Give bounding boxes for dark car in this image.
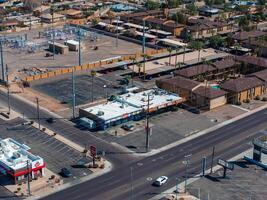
[121,124,134,131]
[46,118,55,123]
[61,168,72,177]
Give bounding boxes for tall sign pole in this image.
[27,160,31,196]
[145,93,151,152]
[6,64,10,114]
[36,98,40,130]
[0,41,5,82]
[72,68,76,119]
[78,27,82,66]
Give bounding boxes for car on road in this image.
[121,124,134,131]
[153,176,168,186]
[61,168,72,177]
[46,118,55,123]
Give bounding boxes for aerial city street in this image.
[0,0,267,199]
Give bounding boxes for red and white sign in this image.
[90,145,97,157]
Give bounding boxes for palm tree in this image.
[189,41,203,62]
[130,57,137,86]
[174,47,181,69]
[107,11,115,24]
[167,47,173,66]
[141,54,150,80]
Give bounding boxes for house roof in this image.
[187,18,227,31]
[212,58,237,70]
[231,30,267,41]
[221,77,263,92]
[193,86,227,99]
[122,10,163,19]
[0,19,18,27]
[156,76,200,90]
[250,69,267,82]
[175,64,216,78]
[235,56,267,68]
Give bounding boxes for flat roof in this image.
[65,39,79,45]
[82,89,182,122]
[158,38,187,47]
[149,29,172,35]
[135,31,157,39]
[0,138,44,171]
[124,23,149,30]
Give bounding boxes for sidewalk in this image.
[132,102,267,157]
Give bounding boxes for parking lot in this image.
[95,108,218,153]
[188,159,267,200]
[0,118,92,183]
[32,73,123,105]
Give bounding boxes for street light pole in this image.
[6,64,10,114]
[210,146,215,174]
[72,68,76,119]
[116,16,119,48]
[145,93,152,152]
[36,97,40,130]
[26,160,31,196]
[78,26,82,66]
[183,154,191,193]
[0,41,5,82]
[130,167,133,200]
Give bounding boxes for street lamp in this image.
[103,85,108,99]
[182,154,192,193]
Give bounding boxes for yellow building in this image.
[221,77,264,104]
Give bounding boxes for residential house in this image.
[40,13,65,23]
[249,69,267,92]
[199,6,219,18]
[121,10,165,23]
[182,18,233,39]
[156,76,227,109]
[135,17,185,36]
[243,39,267,58]
[191,86,227,110]
[235,55,267,74]
[231,30,267,43]
[174,64,216,81]
[60,9,83,19]
[212,57,237,79]
[221,77,264,103]
[0,19,18,30]
[156,76,200,100]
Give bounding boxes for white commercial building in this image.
[0,138,45,184]
[79,89,184,130]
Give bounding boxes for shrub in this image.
[244,99,250,103]
[99,163,105,169]
[262,97,267,101]
[255,95,261,100]
[236,101,242,105]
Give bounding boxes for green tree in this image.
[186,3,198,15]
[145,0,160,10]
[209,35,226,49]
[238,16,250,30]
[92,19,99,27]
[172,12,187,24]
[189,40,203,62]
[168,0,181,8]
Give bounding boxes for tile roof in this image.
[212,58,237,70]
[193,86,227,99]
[187,18,227,31]
[221,77,263,92]
[156,76,200,90]
[231,30,267,41]
[250,69,267,81]
[235,56,267,68]
[175,64,216,78]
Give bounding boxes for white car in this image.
[153,176,168,186]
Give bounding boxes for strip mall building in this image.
[0,138,45,184]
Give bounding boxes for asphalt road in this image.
[1,91,267,200]
[41,108,266,200]
[0,91,137,167]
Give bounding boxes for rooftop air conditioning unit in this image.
[97,111,104,116]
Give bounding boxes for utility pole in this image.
[130,167,133,200]
[183,154,191,193]
[0,41,5,82]
[116,16,119,48]
[176,178,179,200]
[26,160,31,196]
[183,45,186,64]
[210,146,215,174]
[6,64,10,114]
[142,19,146,80]
[91,70,96,102]
[78,26,82,66]
[36,97,40,130]
[145,93,152,152]
[51,5,55,60]
[202,156,207,177]
[72,68,76,119]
